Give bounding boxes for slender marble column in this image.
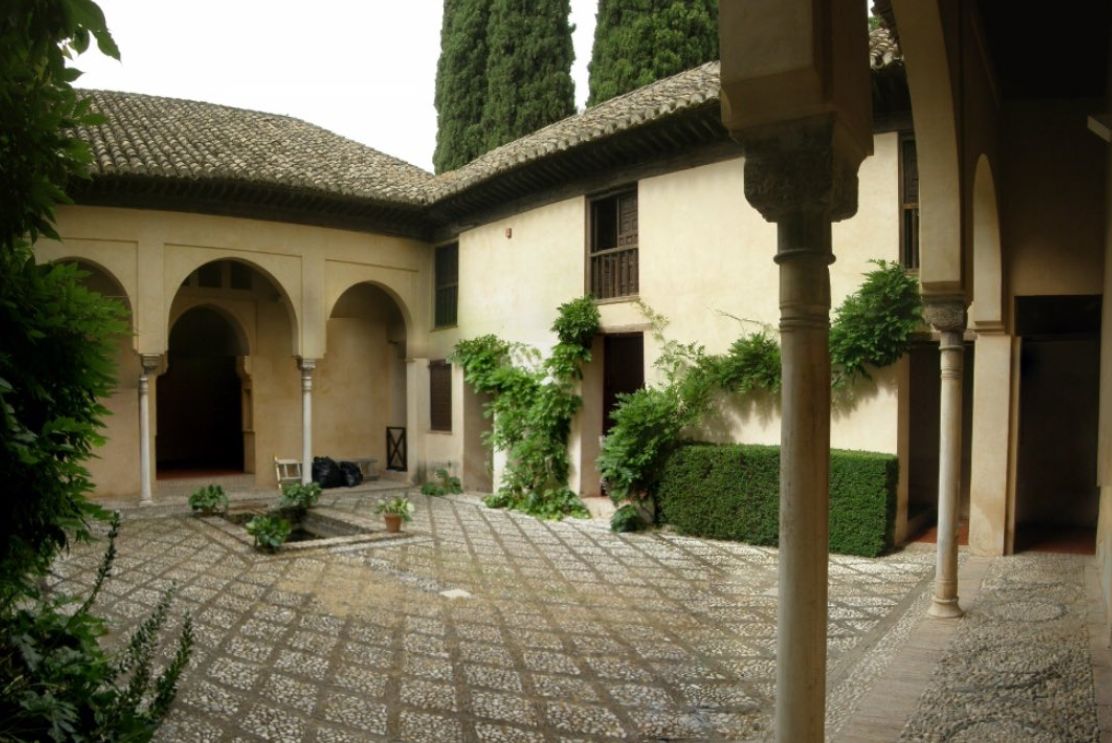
[138,354,161,505]
[299,358,316,485]
[925,299,967,618]
[775,210,833,742]
[740,118,859,743]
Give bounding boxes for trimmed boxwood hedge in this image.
[657,443,898,557]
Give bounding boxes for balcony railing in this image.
[590,246,638,300]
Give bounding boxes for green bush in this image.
[421,468,462,496]
[279,482,321,512]
[453,297,597,520]
[245,515,291,553]
[188,484,228,515]
[657,443,897,557]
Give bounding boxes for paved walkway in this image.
[49,490,1108,741]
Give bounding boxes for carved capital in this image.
[741,115,863,224]
[923,297,967,333]
[139,354,162,375]
[298,357,317,373]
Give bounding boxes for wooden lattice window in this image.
[899,133,920,270]
[589,188,638,300]
[435,243,459,327]
[429,360,452,432]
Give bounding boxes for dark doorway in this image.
[1014,296,1101,554]
[602,333,644,432]
[157,307,245,474]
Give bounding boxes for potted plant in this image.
[188,484,228,516]
[375,496,414,533]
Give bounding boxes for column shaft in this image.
[930,329,965,617]
[775,211,832,743]
[300,359,316,485]
[138,371,152,504]
[138,355,160,505]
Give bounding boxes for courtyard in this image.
[49,488,1109,742]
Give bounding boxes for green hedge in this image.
[657,443,898,557]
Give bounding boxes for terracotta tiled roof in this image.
[74,27,900,218]
[426,60,721,200]
[76,90,433,206]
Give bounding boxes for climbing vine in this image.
[599,260,921,529]
[452,296,600,520]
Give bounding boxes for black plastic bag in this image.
[311,456,345,489]
[338,461,363,488]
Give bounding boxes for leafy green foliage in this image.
[1,0,119,247]
[0,0,126,606]
[830,260,923,387]
[375,496,415,522]
[279,482,322,513]
[188,484,228,515]
[551,296,601,349]
[421,468,463,496]
[599,263,920,527]
[480,0,575,153]
[657,443,898,557]
[588,0,718,106]
[609,503,644,533]
[433,0,492,172]
[245,514,291,553]
[0,3,192,737]
[0,514,194,741]
[0,257,127,601]
[454,298,598,520]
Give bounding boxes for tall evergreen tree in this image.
[480,0,576,153]
[587,0,718,107]
[433,0,492,173]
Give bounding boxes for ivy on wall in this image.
[452,296,600,519]
[599,260,922,530]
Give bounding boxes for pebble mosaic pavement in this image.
[51,489,969,742]
[898,554,1100,742]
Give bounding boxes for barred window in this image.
[589,188,638,300]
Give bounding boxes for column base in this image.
[928,597,964,619]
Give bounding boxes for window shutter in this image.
[429,361,452,432]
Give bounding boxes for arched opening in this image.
[64,260,140,497]
[157,306,247,474]
[159,259,297,483]
[318,283,408,472]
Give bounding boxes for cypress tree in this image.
[587,0,718,107]
[480,0,576,153]
[433,0,492,173]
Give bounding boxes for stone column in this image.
[138,354,161,505]
[299,358,316,485]
[924,299,967,618]
[743,119,861,743]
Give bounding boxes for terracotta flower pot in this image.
[384,513,402,533]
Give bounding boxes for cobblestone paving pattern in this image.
[899,554,1100,743]
[52,491,936,742]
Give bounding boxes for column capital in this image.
[741,115,863,226]
[139,354,162,374]
[298,357,317,373]
[923,297,967,334]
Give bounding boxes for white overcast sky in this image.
[75,1,600,173]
